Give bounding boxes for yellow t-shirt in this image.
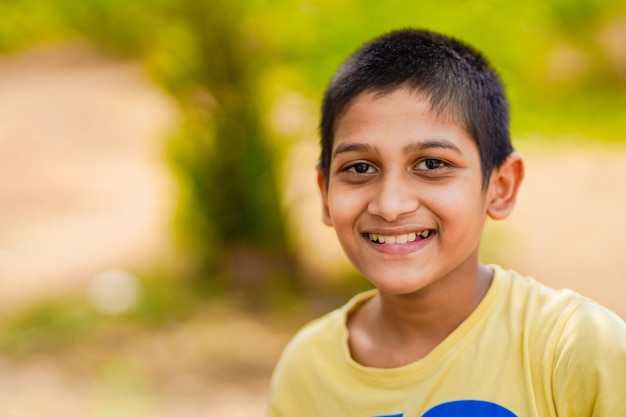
[267,265,626,416]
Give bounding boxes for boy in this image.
[267,29,626,416]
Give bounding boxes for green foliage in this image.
[0,297,100,356]
[153,0,293,291]
[55,0,157,56]
[129,277,198,327]
[0,0,63,51]
[0,276,198,357]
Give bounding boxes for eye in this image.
[416,158,448,171]
[345,162,376,174]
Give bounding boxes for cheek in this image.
[430,183,487,228]
[327,186,365,228]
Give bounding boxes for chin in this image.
[366,273,435,296]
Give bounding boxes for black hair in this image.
[319,29,513,187]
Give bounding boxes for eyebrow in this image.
[403,139,463,154]
[332,143,374,158]
[332,139,463,159]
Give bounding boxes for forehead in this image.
[332,88,475,156]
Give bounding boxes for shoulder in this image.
[492,266,626,414]
[491,265,593,324]
[492,265,625,339]
[267,290,376,415]
[276,308,343,364]
[280,291,374,351]
[554,297,626,366]
[551,299,626,414]
[270,290,376,382]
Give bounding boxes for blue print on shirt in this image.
[374,400,517,417]
[422,400,517,416]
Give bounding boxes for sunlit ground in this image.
[0,43,625,416]
[0,41,176,311]
[0,304,293,416]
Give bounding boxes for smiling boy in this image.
[267,29,626,416]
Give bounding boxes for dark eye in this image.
[347,162,375,174]
[417,159,447,171]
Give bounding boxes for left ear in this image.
[486,152,524,220]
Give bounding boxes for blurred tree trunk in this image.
[167,0,298,303]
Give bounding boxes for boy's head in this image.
[320,29,513,186]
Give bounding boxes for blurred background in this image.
[0,0,625,415]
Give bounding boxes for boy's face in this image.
[318,88,505,295]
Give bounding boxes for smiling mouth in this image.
[366,230,434,244]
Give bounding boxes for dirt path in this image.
[0,307,292,416]
[0,42,177,311]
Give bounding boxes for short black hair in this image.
[319,29,513,187]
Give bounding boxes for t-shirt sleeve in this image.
[266,329,311,417]
[551,300,626,416]
[265,314,336,417]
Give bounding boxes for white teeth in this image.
[369,231,431,244]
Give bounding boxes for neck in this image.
[377,263,493,340]
[347,262,494,368]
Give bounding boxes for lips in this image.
[367,230,433,244]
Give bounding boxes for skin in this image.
[317,88,524,368]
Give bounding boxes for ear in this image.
[486,152,525,220]
[316,165,333,226]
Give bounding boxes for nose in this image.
[367,171,419,222]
